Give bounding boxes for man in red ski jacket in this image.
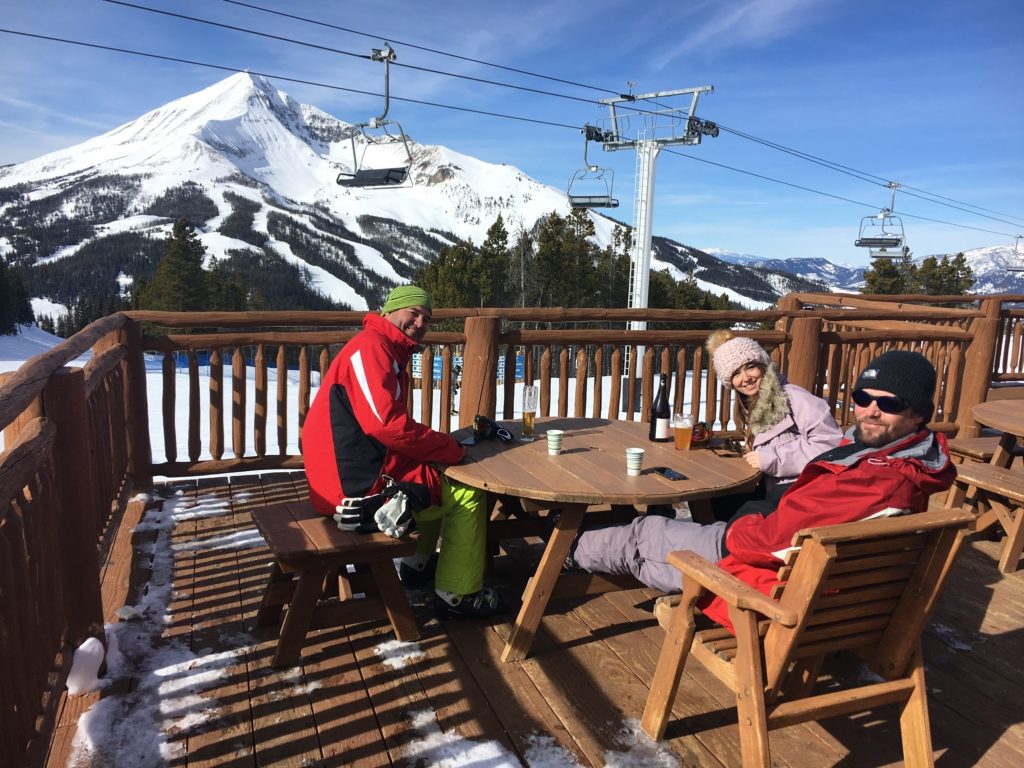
[570,350,957,632]
[303,285,502,619]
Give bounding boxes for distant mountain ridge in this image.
[1,72,1018,314]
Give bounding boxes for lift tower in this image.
[598,86,716,332]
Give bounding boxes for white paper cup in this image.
[546,429,564,455]
[625,447,645,476]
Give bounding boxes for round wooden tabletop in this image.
[972,400,1024,437]
[445,417,760,507]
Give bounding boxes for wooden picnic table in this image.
[972,400,1024,468]
[445,416,760,662]
[948,400,1024,572]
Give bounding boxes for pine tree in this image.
[863,250,913,294]
[475,215,510,307]
[914,253,974,295]
[139,218,209,311]
[0,259,32,335]
[413,239,478,322]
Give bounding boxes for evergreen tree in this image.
[914,252,974,295]
[474,215,511,307]
[862,250,913,294]
[205,256,249,311]
[593,224,631,308]
[413,238,478,321]
[0,259,32,334]
[139,218,209,311]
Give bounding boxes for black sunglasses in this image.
[851,389,909,414]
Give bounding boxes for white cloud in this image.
[652,0,834,69]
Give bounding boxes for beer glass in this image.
[521,385,538,441]
[672,414,693,450]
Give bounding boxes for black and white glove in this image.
[334,480,431,538]
[334,492,387,533]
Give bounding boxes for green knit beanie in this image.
[380,285,432,315]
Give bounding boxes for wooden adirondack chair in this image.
[641,508,975,767]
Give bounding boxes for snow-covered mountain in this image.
[708,249,865,292]
[19,72,1013,315]
[959,245,1024,293]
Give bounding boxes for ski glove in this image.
[334,478,431,539]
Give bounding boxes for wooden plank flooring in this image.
[46,471,1024,767]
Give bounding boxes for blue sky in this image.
[2,0,1022,266]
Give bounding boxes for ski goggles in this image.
[472,415,514,443]
[851,389,909,414]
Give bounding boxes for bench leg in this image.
[272,568,327,668]
[369,560,419,641]
[254,561,290,627]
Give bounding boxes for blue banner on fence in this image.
[411,354,524,382]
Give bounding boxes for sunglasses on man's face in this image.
[851,389,909,414]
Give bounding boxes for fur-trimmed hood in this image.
[737,365,790,437]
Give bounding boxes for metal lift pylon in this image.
[595,85,716,406]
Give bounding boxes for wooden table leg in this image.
[991,432,1017,469]
[501,503,586,663]
[688,498,716,525]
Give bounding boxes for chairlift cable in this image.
[104,1,375,62]
[214,0,623,96]
[105,1,613,106]
[715,123,1024,225]
[0,29,578,131]
[664,148,1018,239]
[99,1,1024,226]
[1,29,1019,240]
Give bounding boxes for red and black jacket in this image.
[302,313,463,515]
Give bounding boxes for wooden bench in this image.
[947,435,1024,465]
[947,461,1024,573]
[251,500,419,667]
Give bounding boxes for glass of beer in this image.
[521,385,538,441]
[672,413,693,450]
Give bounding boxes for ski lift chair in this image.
[335,44,413,190]
[336,121,413,188]
[855,210,906,259]
[567,124,619,209]
[1006,235,1024,272]
[568,166,619,209]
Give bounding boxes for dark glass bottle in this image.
[649,373,672,442]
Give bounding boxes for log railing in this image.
[127,311,466,477]
[1,293,1022,766]
[0,313,148,768]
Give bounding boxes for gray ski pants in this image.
[571,515,727,593]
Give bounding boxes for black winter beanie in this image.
[854,350,937,420]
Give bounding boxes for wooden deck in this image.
[46,471,1024,767]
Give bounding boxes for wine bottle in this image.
[649,373,672,442]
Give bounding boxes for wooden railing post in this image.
[120,317,153,489]
[459,316,501,429]
[41,367,104,643]
[774,294,802,378]
[784,316,823,393]
[955,316,1000,438]
[978,297,1005,377]
[1,371,42,447]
